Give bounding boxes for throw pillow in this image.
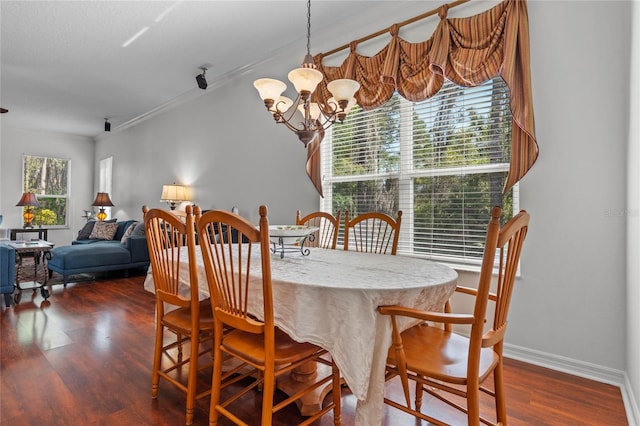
[77,221,96,240]
[78,219,116,240]
[131,221,145,237]
[120,221,138,245]
[89,221,118,240]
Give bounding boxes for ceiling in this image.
[0,0,436,139]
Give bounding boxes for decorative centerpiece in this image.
[268,225,319,258]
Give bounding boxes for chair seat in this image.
[388,323,499,385]
[222,327,324,366]
[162,299,214,334]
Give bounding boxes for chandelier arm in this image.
[277,96,305,127]
[280,118,306,134]
[313,114,337,132]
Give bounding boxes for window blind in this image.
[322,77,517,266]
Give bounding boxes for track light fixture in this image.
[104,118,111,132]
[196,67,208,90]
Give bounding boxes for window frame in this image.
[320,77,518,271]
[21,153,71,228]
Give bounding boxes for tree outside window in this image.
[322,77,517,267]
[22,154,69,227]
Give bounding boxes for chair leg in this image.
[494,361,507,425]
[151,322,164,398]
[467,379,481,426]
[415,377,424,410]
[261,364,276,426]
[332,360,341,425]
[209,334,224,426]
[185,333,198,425]
[177,332,183,361]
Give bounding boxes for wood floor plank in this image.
[0,273,628,425]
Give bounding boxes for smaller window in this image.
[22,154,70,227]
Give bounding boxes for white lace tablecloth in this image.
[144,247,457,425]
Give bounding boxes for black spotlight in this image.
[104,119,111,132]
[196,67,207,90]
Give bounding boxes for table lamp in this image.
[160,183,189,210]
[92,192,114,221]
[16,192,40,228]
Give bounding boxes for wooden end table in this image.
[10,227,49,242]
[8,240,55,303]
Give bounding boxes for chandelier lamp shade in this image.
[253,0,360,147]
[16,192,40,228]
[160,183,189,210]
[92,192,114,221]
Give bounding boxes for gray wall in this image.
[1,0,637,421]
[627,0,640,421]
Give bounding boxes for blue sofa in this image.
[0,244,16,307]
[47,220,149,283]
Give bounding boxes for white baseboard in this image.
[504,343,639,426]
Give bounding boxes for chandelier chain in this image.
[306,0,311,55]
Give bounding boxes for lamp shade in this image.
[288,66,323,94]
[16,192,40,207]
[160,184,189,202]
[253,78,287,102]
[327,79,360,102]
[16,192,40,228]
[92,192,114,207]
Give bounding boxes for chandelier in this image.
[253,0,360,147]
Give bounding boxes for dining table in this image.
[144,245,457,425]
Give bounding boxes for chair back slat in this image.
[493,210,529,330]
[344,210,402,255]
[296,210,341,249]
[196,206,272,335]
[145,207,198,309]
[471,207,530,354]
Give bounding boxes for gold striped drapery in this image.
[309,0,538,196]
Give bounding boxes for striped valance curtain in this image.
[307,0,538,196]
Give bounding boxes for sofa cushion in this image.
[77,221,96,240]
[114,220,136,241]
[89,221,118,240]
[0,244,16,295]
[131,221,145,237]
[49,242,131,270]
[120,221,138,245]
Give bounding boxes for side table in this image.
[8,240,55,302]
[10,227,49,242]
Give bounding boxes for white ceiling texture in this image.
[1,0,443,139]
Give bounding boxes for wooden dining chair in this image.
[295,210,341,250]
[379,206,530,426]
[195,205,341,426]
[343,210,402,255]
[144,205,214,425]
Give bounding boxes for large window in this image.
[321,77,516,267]
[22,154,70,227]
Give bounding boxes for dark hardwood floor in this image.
[0,273,628,425]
